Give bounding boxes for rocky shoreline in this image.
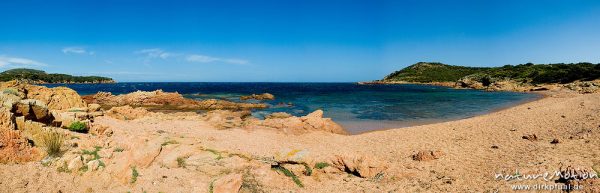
[359,79,600,93]
[1,81,599,192]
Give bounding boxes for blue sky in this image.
[1,0,600,82]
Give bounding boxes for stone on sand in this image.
[212,173,243,193]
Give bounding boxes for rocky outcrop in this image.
[213,173,243,193]
[0,107,39,163]
[15,99,50,122]
[0,81,105,163]
[564,80,600,94]
[240,93,275,100]
[246,110,347,135]
[196,99,268,110]
[106,105,152,120]
[200,109,347,135]
[0,80,87,110]
[0,80,102,129]
[455,74,536,92]
[331,154,388,178]
[201,110,251,129]
[84,90,268,110]
[412,150,444,161]
[265,112,293,119]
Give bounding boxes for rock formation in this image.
[245,110,347,135]
[240,93,275,100]
[199,109,347,135]
[412,150,445,161]
[83,90,268,110]
[0,81,104,163]
[564,80,600,93]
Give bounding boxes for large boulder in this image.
[212,173,243,193]
[300,110,346,134]
[0,107,15,130]
[240,93,275,100]
[107,137,163,183]
[25,86,87,111]
[0,80,87,111]
[15,99,50,122]
[331,154,387,178]
[0,93,21,109]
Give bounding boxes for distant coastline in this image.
[361,62,600,93]
[0,68,115,84]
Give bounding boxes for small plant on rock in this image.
[40,130,64,157]
[131,167,139,183]
[81,146,102,161]
[161,139,179,146]
[56,161,70,173]
[272,165,303,187]
[176,157,186,168]
[314,162,330,169]
[68,121,88,133]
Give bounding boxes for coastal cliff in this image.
[0,68,115,84]
[365,62,600,93]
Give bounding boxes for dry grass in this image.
[39,130,64,157]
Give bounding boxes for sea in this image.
[44,82,540,134]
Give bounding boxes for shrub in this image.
[131,167,139,183]
[81,146,102,160]
[39,130,64,157]
[68,121,87,132]
[314,162,330,169]
[2,88,18,95]
[176,157,186,168]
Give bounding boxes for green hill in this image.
[382,62,600,84]
[0,68,115,83]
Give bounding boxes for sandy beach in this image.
[1,87,598,193]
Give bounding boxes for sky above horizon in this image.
[1,0,600,82]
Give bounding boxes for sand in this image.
[1,91,599,192]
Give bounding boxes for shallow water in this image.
[45,82,540,134]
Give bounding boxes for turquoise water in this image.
[45,83,540,134]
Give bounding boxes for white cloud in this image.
[0,55,47,67]
[135,48,172,59]
[136,48,249,65]
[186,54,248,65]
[185,55,219,63]
[62,47,94,55]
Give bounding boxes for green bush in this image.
[68,121,88,132]
[314,162,330,169]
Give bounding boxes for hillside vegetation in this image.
[0,68,114,83]
[383,62,600,84]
